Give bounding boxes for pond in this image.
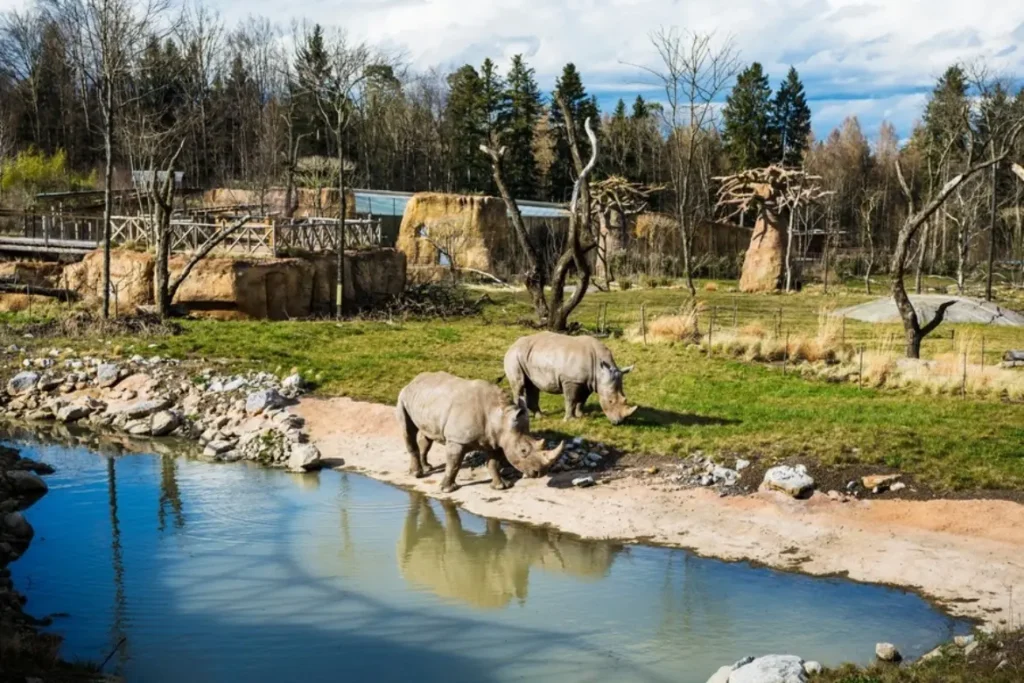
[11,440,969,682]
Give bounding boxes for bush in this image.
[0,148,94,207]
[618,278,633,291]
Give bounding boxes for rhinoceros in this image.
[503,332,637,424]
[396,371,564,493]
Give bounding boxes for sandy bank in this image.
[296,395,1024,628]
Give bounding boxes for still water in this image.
[11,441,968,683]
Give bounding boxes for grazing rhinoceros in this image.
[503,332,637,424]
[396,371,564,493]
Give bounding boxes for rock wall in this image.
[396,193,510,273]
[202,187,357,218]
[63,249,155,312]
[0,261,64,288]
[739,213,787,293]
[52,247,406,319]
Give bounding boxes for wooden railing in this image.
[0,211,383,257]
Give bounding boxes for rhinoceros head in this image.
[596,361,638,425]
[500,401,565,478]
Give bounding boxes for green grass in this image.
[6,280,1024,492]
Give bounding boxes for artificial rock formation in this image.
[738,212,787,293]
[396,193,510,274]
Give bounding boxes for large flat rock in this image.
[835,295,1024,327]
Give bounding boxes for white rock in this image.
[281,373,305,392]
[571,476,595,488]
[96,363,121,388]
[712,465,739,486]
[963,641,979,656]
[222,377,247,392]
[126,420,152,436]
[56,404,90,423]
[705,665,733,683]
[150,410,179,437]
[801,661,821,675]
[954,635,975,648]
[122,397,172,419]
[890,482,907,492]
[245,388,284,415]
[729,655,807,683]
[762,465,815,498]
[7,371,40,395]
[735,458,751,471]
[875,643,901,662]
[920,646,943,662]
[204,440,236,457]
[288,443,321,472]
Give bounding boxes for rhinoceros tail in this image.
[493,374,506,385]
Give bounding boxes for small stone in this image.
[802,661,822,675]
[705,665,733,683]
[288,443,321,472]
[920,646,943,662]
[996,659,1008,670]
[96,363,121,388]
[3,512,33,540]
[7,371,40,395]
[646,466,659,475]
[826,490,842,501]
[699,474,714,486]
[729,655,807,683]
[762,465,815,498]
[36,376,62,392]
[890,482,907,492]
[862,474,901,491]
[572,436,584,446]
[122,397,172,419]
[963,641,979,657]
[712,465,739,486]
[875,642,901,662]
[954,635,975,648]
[245,388,284,416]
[572,476,595,488]
[56,404,90,423]
[735,458,751,471]
[222,377,247,392]
[126,420,152,436]
[282,373,305,392]
[150,410,179,437]
[204,440,235,456]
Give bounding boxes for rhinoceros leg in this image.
[399,405,427,477]
[440,442,468,493]
[416,432,434,474]
[562,382,586,420]
[524,381,542,416]
[487,454,510,490]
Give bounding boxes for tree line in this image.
[1,0,1024,301]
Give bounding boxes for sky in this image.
[4,0,1024,140]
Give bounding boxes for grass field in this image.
[7,279,1022,493]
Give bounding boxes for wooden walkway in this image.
[0,212,383,257]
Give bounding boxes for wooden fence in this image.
[0,211,383,257]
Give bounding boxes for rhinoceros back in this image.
[399,371,504,447]
[513,332,612,391]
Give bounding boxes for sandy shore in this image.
[296,395,1024,628]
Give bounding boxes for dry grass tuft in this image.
[704,281,719,292]
[626,302,703,344]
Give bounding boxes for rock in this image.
[281,373,305,393]
[572,476,595,488]
[712,465,739,486]
[875,643,901,662]
[705,665,733,683]
[739,213,789,293]
[6,470,48,495]
[122,397,172,419]
[25,407,53,421]
[222,377,247,392]
[56,403,91,423]
[700,474,715,486]
[288,443,321,472]
[36,376,62,392]
[204,440,235,457]
[996,658,1009,670]
[96,363,121,388]
[3,511,33,540]
[920,646,944,662]
[862,474,901,491]
[730,655,808,683]
[954,635,975,648]
[126,420,152,436]
[890,482,907,492]
[963,641,979,657]
[802,661,821,675]
[735,458,751,471]
[7,371,39,395]
[245,388,284,416]
[13,458,55,475]
[762,465,815,498]
[150,410,179,437]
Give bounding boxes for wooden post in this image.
[858,345,864,389]
[640,303,647,346]
[783,331,789,375]
[776,307,782,337]
[961,352,967,399]
[733,297,738,328]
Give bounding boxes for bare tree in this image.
[46,0,170,319]
[635,27,739,295]
[482,95,599,331]
[892,119,1024,358]
[859,191,880,294]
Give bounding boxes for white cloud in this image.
[2,0,1022,136]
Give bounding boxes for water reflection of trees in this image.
[158,455,186,532]
[106,456,128,672]
[397,494,621,609]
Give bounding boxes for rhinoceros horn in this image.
[543,441,565,466]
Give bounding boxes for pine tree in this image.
[771,66,812,167]
[293,24,331,157]
[922,65,969,156]
[445,64,488,192]
[548,63,599,201]
[722,62,774,170]
[604,98,632,178]
[496,54,542,200]
[631,95,649,120]
[479,58,504,145]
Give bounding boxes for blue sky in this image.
[3,0,1021,139]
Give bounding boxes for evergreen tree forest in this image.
[2,1,1024,283]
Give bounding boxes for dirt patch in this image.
[296,395,1024,628]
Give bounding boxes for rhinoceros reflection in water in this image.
[397,493,621,609]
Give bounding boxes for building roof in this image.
[353,189,569,219]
